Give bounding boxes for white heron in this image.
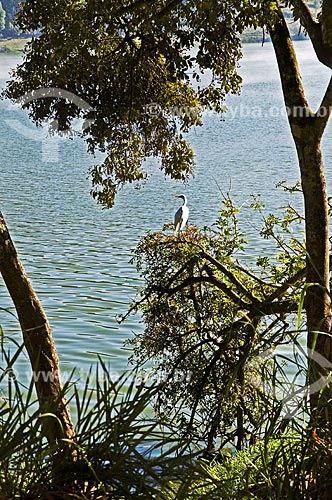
[174,195,189,234]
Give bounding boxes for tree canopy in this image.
[0,2,5,32]
[6,0,282,207]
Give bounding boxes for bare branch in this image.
[118,290,151,323]
[288,0,319,34]
[265,267,306,302]
[154,275,251,310]
[201,250,258,304]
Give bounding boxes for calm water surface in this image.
[0,41,331,384]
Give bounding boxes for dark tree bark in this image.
[0,211,75,443]
[270,9,332,422]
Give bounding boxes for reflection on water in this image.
[0,41,331,382]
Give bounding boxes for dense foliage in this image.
[0,345,199,500]
[2,346,332,499]
[5,0,282,207]
[126,195,306,451]
[177,425,332,499]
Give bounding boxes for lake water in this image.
[0,40,331,388]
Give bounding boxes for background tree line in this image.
[0,0,22,37]
[1,0,332,497]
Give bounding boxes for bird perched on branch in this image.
[174,195,189,234]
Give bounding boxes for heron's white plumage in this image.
[174,195,189,234]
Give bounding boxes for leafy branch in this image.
[125,195,307,448]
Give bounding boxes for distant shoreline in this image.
[0,33,308,55]
[0,37,31,53]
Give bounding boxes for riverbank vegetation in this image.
[1,193,332,499]
[126,193,305,452]
[0,353,198,499]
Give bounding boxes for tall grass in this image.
[169,329,332,500]
[0,344,201,499]
[1,310,332,498]
[177,419,332,499]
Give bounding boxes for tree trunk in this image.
[0,211,75,443]
[321,0,332,50]
[294,135,331,334]
[293,125,332,421]
[270,10,332,422]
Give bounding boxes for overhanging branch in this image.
[288,0,332,68]
[152,267,300,320]
[201,250,258,304]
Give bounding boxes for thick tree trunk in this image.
[289,0,332,68]
[294,129,332,420]
[270,10,332,422]
[0,211,75,443]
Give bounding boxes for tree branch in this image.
[269,7,309,112]
[214,299,298,344]
[154,275,251,310]
[156,0,183,20]
[163,256,200,290]
[264,267,305,302]
[315,76,332,138]
[289,0,318,27]
[234,262,279,290]
[153,266,299,320]
[203,270,252,309]
[288,0,332,67]
[253,299,298,316]
[201,250,258,304]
